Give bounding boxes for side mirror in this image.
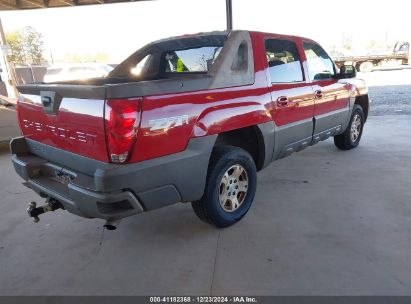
[339,64,356,79]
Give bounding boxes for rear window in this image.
[164,46,222,73]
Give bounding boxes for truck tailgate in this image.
[17,85,109,163]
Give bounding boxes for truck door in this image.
[264,37,315,159]
[302,40,351,143]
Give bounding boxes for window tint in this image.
[265,39,303,83]
[164,46,222,73]
[303,42,335,80]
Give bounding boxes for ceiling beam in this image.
[60,0,74,5]
[0,1,16,9]
[0,0,164,10]
[22,0,45,7]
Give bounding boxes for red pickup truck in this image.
[11,30,369,229]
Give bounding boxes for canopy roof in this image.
[0,0,150,10]
[0,0,233,31]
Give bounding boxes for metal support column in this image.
[226,0,233,30]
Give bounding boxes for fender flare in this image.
[192,102,275,170]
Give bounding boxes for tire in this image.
[334,104,365,150]
[359,61,373,73]
[191,145,257,228]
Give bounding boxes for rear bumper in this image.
[11,136,216,220]
[13,154,143,219]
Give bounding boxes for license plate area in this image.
[48,165,76,185]
[53,171,74,185]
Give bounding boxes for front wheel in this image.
[334,104,365,150]
[191,146,257,228]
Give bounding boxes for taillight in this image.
[105,98,142,163]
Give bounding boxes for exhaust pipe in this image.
[103,219,121,231]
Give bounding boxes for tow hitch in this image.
[27,198,63,223]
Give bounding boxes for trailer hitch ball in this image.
[27,202,40,223]
[27,199,63,223]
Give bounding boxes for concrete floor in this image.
[1,115,411,295]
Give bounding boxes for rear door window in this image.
[265,38,304,83]
[164,46,223,73]
[303,42,335,81]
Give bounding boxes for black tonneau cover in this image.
[17,76,213,100]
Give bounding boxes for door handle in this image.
[277,96,289,107]
[314,90,323,99]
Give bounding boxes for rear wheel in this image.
[359,61,373,73]
[191,146,257,228]
[334,104,365,150]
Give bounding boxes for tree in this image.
[6,31,24,65]
[6,26,45,65]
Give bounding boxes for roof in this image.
[0,0,151,10]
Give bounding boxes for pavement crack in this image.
[353,247,409,290]
[209,230,221,296]
[5,190,30,195]
[97,227,106,254]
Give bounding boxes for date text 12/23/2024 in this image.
[150,297,257,303]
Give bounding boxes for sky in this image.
[0,0,410,63]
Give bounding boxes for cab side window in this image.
[265,39,304,83]
[303,42,335,81]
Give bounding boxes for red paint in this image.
[18,95,109,162]
[17,31,358,164]
[299,37,351,118]
[133,85,272,162]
